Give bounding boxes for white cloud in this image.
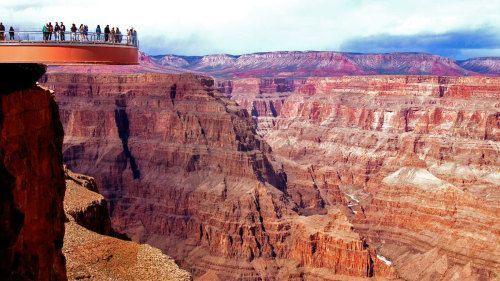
[0,0,498,55]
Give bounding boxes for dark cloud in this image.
[340,28,500,59]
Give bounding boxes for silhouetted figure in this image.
[96,25,102,41]
[54,22,60,41]
[48,22,53,40]
[0,22,5,41]
[60,22,66,41]
[104,25,110,42]
[70,24,77,41]
[84,25,89,41]
[132,28,137,46]
[9,26,14,40]
[110,27,116,43]
[116,28,122,43]
[79,24,84,41]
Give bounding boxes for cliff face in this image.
[41,73,394,279]
[63,167,191,281]
[64,167,115,236]
[0,64,67,281]
[228,75,500,280]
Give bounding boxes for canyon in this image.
[225,76,500,280]
[40,62,499,280]
[41,72,394,280]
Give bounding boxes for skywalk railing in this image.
[0,31,139,48]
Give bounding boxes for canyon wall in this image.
[226,75,500,280]
[63,168,191,281]
[41,73,394,280]
[0,64,67,281]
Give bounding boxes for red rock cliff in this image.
[41,73,393,280]
[229,75,499,280]
[63,167,191,281]
[0,64,67,281]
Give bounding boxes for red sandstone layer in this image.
[228,75,500,280]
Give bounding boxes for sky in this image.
[1,0,499,59]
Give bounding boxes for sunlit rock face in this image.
[0,64,67,281]
[41,73,399,280]
[63,168,191,281]
[228,75,500,280]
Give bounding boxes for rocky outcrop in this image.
[236,75,499,280]
[41,73,395,279]
[63,167,191,281]
[0,64,67,281]
[64,167,115,236]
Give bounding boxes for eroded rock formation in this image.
[228,75,500,280]
[63,167,191,281]
[41,73,395,280]
[0,64,67,281]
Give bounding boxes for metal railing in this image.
[0,30,139,48]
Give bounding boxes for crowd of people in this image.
[42,22,138,46]
[0,21,137,46]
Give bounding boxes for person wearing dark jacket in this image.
[104,25,110,42]
[83,25,89,41]
[116,27,122,43]
[96,25,102,41]
[60,22,66,41]
[54,22,60,41]
[0,22,5,41]
[48,22,53,40]
[9,26,14,40]
[70,23,77,41]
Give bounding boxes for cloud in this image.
[339,28,500,59]
[140,34,221,56]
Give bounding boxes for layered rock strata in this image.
[63,167,191,281]
[0,64,67,281]
[153,52,487,78]
[41,73,394,280]
[228,75,499,280]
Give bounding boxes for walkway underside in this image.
[0,44,138,65]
